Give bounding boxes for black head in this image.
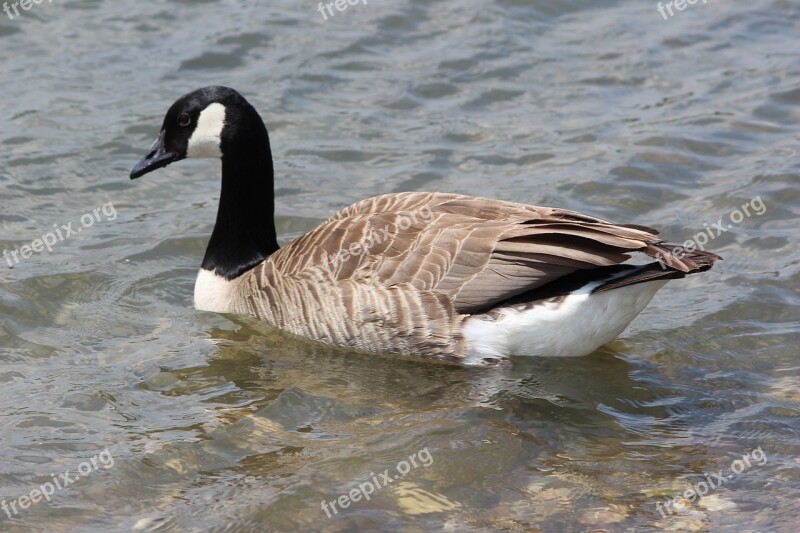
[130,86,266,179]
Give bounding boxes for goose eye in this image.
[178,113,191,127]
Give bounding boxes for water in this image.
[1,0,798,531]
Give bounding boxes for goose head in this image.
[129,86,279,279]
[130,86,267,179]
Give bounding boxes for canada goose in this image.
[130,86,719,365]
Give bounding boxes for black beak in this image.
[130,132,179,179]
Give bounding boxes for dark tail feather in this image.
[645,242,721,273]
[591,262,686,293]
[593,242,720,294]
[489,241,721,308]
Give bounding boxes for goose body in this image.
[131,87,718,365]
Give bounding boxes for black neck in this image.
[201,124,279,279]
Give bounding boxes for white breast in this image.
[194,269,239,313]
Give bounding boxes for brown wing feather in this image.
[269,192,710,308]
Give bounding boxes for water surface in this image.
[1,0,798,531]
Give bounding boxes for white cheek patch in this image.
[187,102,226,158]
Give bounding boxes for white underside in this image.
[194,269,239,313]
[461,279,669,365]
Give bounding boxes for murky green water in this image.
[1,0,799,531]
